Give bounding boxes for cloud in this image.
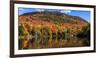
[35,9,45,12]
[60,10,71,14]
[34,9,72,14]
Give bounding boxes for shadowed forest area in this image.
[18,11,90,49]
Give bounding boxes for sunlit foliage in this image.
[18,12,90,49]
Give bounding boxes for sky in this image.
[18,8,90,22]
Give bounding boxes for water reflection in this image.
[19,30,90,49]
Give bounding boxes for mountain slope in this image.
[19,12,89,33]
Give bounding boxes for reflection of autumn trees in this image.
[77,24,90,46]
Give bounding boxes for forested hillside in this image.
[18,11,90,49]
